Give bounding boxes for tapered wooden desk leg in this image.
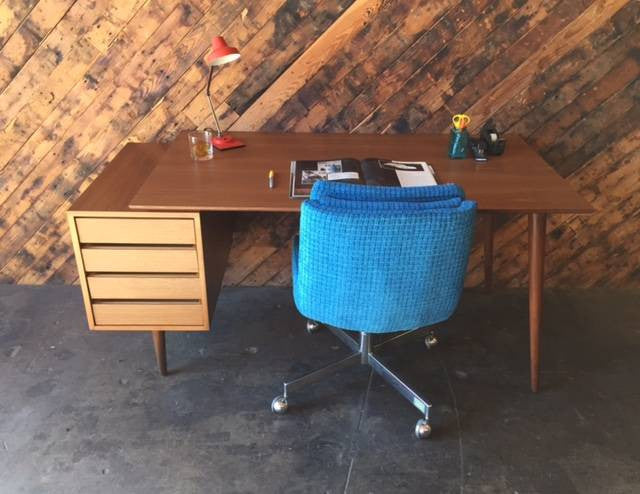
[484,214,494,290]
[151,331,167,376]
[528,213,546,393]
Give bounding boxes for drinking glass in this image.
[188,129,214,161]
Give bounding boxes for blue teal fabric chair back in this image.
[293,182,477,333]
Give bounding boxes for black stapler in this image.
[480,120,506,156]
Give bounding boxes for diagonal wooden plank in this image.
[181,0,355,130]
[529,40,640,151]
[1,2,250,283]
[0,0,148,176]
[501,1,639,137]
[129,0,276,142]
[464,0,630,133]
[230,0,385,131]
[416,0,587,132]
[0,0,38,50]
[337,0,517,133]
[0,0,636,289]
[0,0,173,199]
[0,2,204,266]
[353,0,566,134]
[178,0,356,131]
[0,0,76,90]
[541,78,639,176]
[0,0,249,281]
[267,0,457,132]
[0,0,114,123]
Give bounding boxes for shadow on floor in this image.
[0,285,639,493]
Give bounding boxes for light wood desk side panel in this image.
[67,212,96,328]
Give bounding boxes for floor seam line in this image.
[440,355,465,494]
[343,457,355,494]
[343,367,374,494]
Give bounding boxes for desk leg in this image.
[528,213,546,393]
[484,214,494,290]
[152,331,167,376]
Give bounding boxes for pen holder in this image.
[448,128,469,159]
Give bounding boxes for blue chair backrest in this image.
[293,182,477,333]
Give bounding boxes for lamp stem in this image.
[206,65,223,137]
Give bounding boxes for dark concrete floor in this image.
[0,286,639,494]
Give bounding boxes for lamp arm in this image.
[206,65,223,137]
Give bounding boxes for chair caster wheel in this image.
[415,419,432,439]
[424,331,438,349]
[271,396,288,414]
[306,320,322,334]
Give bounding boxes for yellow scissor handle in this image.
[452,114,471,130]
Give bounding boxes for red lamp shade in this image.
[204,36,240,66]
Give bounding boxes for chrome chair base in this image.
[305,319,322,334]
[272,320,434,439]
[424,330,438,349]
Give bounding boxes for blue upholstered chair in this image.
[271,181,476,438]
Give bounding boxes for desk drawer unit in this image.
[68,213,209,331]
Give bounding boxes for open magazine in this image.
[289,158,437,198]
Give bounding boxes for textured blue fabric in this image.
[293,182,476,334]
[319,196,462,211]
[310,180,466,202]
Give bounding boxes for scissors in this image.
[452,114,471,130]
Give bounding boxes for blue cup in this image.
[448,128,468,159]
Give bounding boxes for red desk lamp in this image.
[204,36,244,150]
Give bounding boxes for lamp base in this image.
[213,134,245,150]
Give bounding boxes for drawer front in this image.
[76,217,195,245]
[92,302,204,326]
[82,247,199,273]
[87,275,201,300]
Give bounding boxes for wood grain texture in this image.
[0,0,637,288]
[75,217,196,244]
[87,274,202,300]
[68,205,212,330]
[128,132,592,213]
[92,301,204,327]
[80,246,199,273]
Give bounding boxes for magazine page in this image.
[361,159,437,187]
[290,159,361,198]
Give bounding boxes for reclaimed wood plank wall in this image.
[0,0,637,288]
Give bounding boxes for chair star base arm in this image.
[283,353,360,398]
[272,328,433,439]
[367,353,431,420]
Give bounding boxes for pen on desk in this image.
[268,169,275,189]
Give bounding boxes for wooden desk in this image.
[130,132,591,214]
[69,132,592,390]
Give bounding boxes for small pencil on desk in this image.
[268,169,275,189]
